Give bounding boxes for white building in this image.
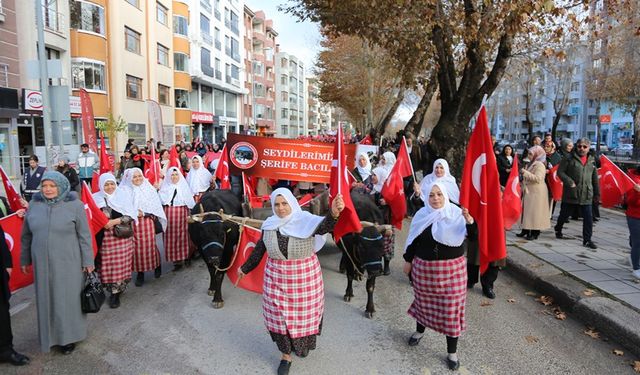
[275,51,306,137]
[188,0,245,143]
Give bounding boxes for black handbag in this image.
[153,216,163,234]
[81,272,105,313]
[113,216,133,239]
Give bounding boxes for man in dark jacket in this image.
[20,155,46,202]
[554,138,600,249]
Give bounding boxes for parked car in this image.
[590,142,609,154]
[614,144,633,158]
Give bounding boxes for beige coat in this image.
[521,161,550,230]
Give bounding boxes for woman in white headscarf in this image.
[186,155,212,202]
[237,188,345,375]
[159,167,195,271]
[352,152,373,194]
[115,168,166,287]
[415,159,460,205]
[93,173,137,308]
[403,182,476,371]
[381,151,396,173]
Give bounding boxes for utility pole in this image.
[35,0,54,167]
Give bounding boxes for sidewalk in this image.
[507,207,640,311]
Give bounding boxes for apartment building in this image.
[188,0,245,144]
[275,51,306,138]
[0,0,21,176]
[243,6,277,136]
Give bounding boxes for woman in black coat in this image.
[55,157,80,192]
[496,145,514,187]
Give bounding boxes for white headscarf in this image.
[405,182,467,251]
[355,152,372,181]
[261,188,327,252]
[118,168,167,230]
[419,159,460,204]
[382,151,396,172]
[186,155,213,193]
[371,166,389,193]
[159,167,196,209]
[103,173,139,222]
[92,173,117,209]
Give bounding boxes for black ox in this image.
[336,192,387,319]
[189,190,242,309]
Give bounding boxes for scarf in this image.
[527,145,546,171]
[355,152,372,181]
[419,159,460,204]
[159,167,196,208]
[382,151,396,172]
[371,166,389,193]
[186,155,213,193]
[118,168,166,230]
[261,188,326,251]
[40,171,70,205]
[405,181,467,251]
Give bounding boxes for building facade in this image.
[274,51,306,137]
[0,0,21,177]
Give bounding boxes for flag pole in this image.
[403,136,416,182]
[337,126,342,196]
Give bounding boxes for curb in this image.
[505,245,640,358]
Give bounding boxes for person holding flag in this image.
[93,173,137,308]
[159,167,195,271]
[237,188,344,375]
[625,165,640,279]
[554,138,600,249]
[403,182,476,371]
[518,146,550,241]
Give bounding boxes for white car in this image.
[614,144,633,157]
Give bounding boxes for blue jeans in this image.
[627,216,640,270]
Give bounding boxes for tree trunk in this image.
[374,89,405,139]
[430,104,475,179]
[551,115,561,144]
[404,72,438,138]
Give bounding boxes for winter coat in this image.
[521,161,550,230]
[497,155,513,187]
[557,151,600,205]
[20,191,94,352]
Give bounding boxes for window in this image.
[231,65,239,80]
[157,2,168,25]
[214,27,221,50]
[593,58,602,69]
[200,13,210,34]
[157,43,169,66]
[126,0,139,7]
[0,64,9,88]
[230,37,240,62]
[229,10,239,35]
[173,15,188,36]
[281,125,288,136]
[214,89,224,114]
[69,0,105,35]
[570,82,579,92]
[126,75,143,99]
[174,53,188,72]
[281,75,287,85]
[127,123,146,145]
[125,27,141,54]
[71,60,106,91]
[225,93,237,117]
[214,58,221,79]
[175,89,189,108]
[158,84,170,105]
[201,47,213,77]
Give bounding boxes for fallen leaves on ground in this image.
[582,289,596,296]
[541,309,553,316]
[525,291,537,297]
[524,335,539,344]
[480,300,493,307]
[507,298,516,303]
[584,327,600,339]
[528,263,545,269]
[552,307,567,320]
[536,295,554,306]
[633,361,640,373]
[612,349,624,356]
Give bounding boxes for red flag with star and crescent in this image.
[598,154,636,208]
[227,225,266,293]
[215,144,231,189]
[81,182,108,256]
[547,164,563,202]
[1,213,33,292]
[381,137,413,229]
[0,166,23,211]
[329,125,362,242]
[460,105,506,273]
[502,154,521,229]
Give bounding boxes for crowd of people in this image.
[1,131,639,374]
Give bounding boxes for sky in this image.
[245,0,321,74]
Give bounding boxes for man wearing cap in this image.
[77,143,99,186]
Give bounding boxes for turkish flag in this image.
[168,145,184,174]
[215,144,231,189]
[329,126,362,241]
[1,214,34,292]
[81,182,109,257]
[0,166,23,211]
[381,137,413,230]
[242,172,255,202]
[226,225,266,294]
[460,105,506,273]
[360,134,372,145]
[144,146,161,186]
[598,154,636,208]
[185,151,197,160]
[298,193,314,207]
[547,164,563,202]
[502,154,521,229]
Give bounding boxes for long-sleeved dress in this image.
[241,214,336,355]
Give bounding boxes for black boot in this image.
[516,230,529,238]
[109,293,121,308]
[383,259,391,276]
[172,261,183,272]
[277,359,291,375]
[154,265,162,278]
[135,272,144,287]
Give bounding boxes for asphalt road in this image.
[3,224,638,375]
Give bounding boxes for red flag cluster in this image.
[502,154,521,230]
[0,166,23,211]
[215,145,231,189]
[381,137,413,229]
[598,154,636,208]
[81,182,108,256]
[0,214,33,292]
[460,105,506,273]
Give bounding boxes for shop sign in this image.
[191,111,214,123]
[22,89,82,114]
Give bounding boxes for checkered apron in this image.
[98,229,134,284]
[132,216,161,272]
[262,254,324,339]
[408,256,467,337]
[163,205,190,262]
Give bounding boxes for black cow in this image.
[336,192,387,319]
[189,190,242,308]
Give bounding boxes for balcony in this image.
[215,70,222,80]
[214,9,221,21]
[202,32,212,46]
[226,75,232,84]
[202,64,214,77]
[215,40,221,50]
[200,0,211,13]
